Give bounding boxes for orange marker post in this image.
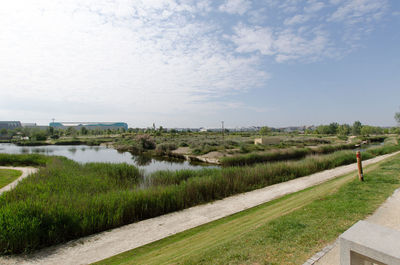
[356,151,364,181]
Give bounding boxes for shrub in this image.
[135,134,156,150]
[155,143,177,155]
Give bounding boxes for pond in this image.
[0,143,216,174]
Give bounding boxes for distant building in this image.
[0,121,22,130]
[21,123,37,127]
[21,123,49,130]
[49,122,128,131]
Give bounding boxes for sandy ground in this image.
[1,151,399,265]
[0,166,38,195]
[171,147,190,155]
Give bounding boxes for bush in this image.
[135,134,156,150]
[155,143,177,155]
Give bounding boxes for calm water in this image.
[0,143,215,173]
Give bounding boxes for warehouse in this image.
[49,122,128,130]
[0,121,22,130]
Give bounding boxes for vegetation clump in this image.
[220,143,358,166]
[0,154,49,167]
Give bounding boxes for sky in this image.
[0,0,399,128]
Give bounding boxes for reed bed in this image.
[220,143,358,166]
[0,143,399,254]
[0,153,49,166]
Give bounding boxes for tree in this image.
[328,122,339,134]
[352,121,362,135]
[315,125,331,134]
[395,112,400,125]
[337,124,351,136]
[80,127,88,135]
[32,131,47,141]
[361,126,372,136]
[66,127,77,136]
[259,126,271,135]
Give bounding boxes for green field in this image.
[0,169,22,189]
[95,154,400,265]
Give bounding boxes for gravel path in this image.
[1,152,399,265]
[0,166,38,195]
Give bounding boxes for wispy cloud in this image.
[0,0,267,126]
[284,14,310,25]
[219,0,252,15]
[230,24,331,62]
[227,0,388,62]
[329,0,387,23]
[0,0,392,126]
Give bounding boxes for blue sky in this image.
[0,0,399,128]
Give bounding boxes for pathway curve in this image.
[0,166,38,195]
[1,152,399,265]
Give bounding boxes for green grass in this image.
[0,158,142,254]
[0,153,49,167]
[0,169,22,189]
[0,144,399,254]
[220,143,359,166]
[94,154,400,265]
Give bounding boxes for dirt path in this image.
[0,166,38,195]
[1,152,399,265]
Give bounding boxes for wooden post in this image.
[356,151,364,181]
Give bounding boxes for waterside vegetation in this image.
[95,153,400,265]
[0,141,399,254]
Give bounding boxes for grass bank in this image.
[220,143,359,166]
[95,153,400,265]
[0,153,49,167]
[0,169,22,189]
[0,144,399,254]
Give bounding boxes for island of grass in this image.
[0,142,399,255]
[0,169,22,189]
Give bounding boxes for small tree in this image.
[80,127,88,135]
[328,122,339,134]
[395,112,400,125]
[259,126,271,135]
[352,121,362,135]
[337,124,351,136]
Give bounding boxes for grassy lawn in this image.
[0,169,22,189]
[95,154,400,265]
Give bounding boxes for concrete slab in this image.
[340,220,400,265]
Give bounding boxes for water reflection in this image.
[68,147,77,154]
[133,155,152,166]
[0,143,216,173]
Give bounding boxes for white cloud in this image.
[304,0,325,13]
[219,0,252,15]
[0,0,392,126]
[0,0,268,126]
[230,24,274,55]
[329,0,387,23]
[230,24,330,62]
[284,14,310,25]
